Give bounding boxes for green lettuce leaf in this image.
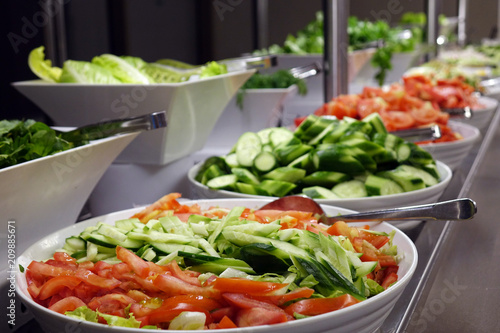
[59,60,122,84]
[92,54,153,83]
[65,306,98,322]
[28,46,62,82]
[199,61,228,79]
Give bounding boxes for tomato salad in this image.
[24,193,401,330]
[297,75,483,144]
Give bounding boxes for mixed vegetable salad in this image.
[24,193,402,330]
[28,46,228,84]
[195,114,441,199]
[0,119,85,170]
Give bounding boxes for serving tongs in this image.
[391,124,442,142]
[289,62,322,79]
[219,54,278,72]
[57,111,167,143]
[442,106,473,119]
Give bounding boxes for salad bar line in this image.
[4,3,500,333]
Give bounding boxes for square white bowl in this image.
[12,70,255,165]
[451,96,498,131]
[16,198,417,333]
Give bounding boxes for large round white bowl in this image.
[451,96,498,130]
[16,198,418,333]
[12,70,255,165]
[188,161,452,216]
[419,121,481,170]
[1,132,138,331]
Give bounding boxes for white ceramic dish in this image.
[452,96,498,130]
[1,132,138,331]
[16,198,418,333]
[12,70,255,165]
[419,121,481,170]
[204,85,298,150]
[188,161,452,226]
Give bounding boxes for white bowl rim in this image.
[473,95,499,111]
[188,161,452,205]
[16,199,418,333]
[11,69,256,88]
[418,120,481,149]
[0,132,137,174]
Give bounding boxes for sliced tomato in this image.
[381,272,398,289]
[356,97,387,119]
[380,110,415,130]
[75,268,121,290]
[251,287,315,306]
[27,261,75,278]
[326,221,350,237]
[53,251,77,264]
[213,278,288,296]
[284,294,359,316]
[153,273,219,299]
[409,102,440,125]
[359,229,390,249]
[37,276,81,300]
[166,260,201,286]
[48,296,86,314]
[88,293,136,313]
[116,246,150,278]
[216,315,238,328]
[148,303,211,326]
[377,255,398,267]
[236,307,288,327]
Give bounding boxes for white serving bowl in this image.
[12,70,255,165]
[1,132,138,331]
[16,198,417,333]
[204,85,298,150]
[419,121,481,170]
[452,96,498,130]
[188,161,452,223]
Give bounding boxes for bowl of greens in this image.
[16,194,417,333]
[0,120,138,330]
[12,47,255,165]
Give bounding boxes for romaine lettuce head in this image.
[28,46,62,82]
[92,54,153,84]
[59,60,121,84]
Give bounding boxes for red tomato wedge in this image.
[212,278,288,296]
[48,296,87,314]
[236,307,289,327]
[116,246,150,278]
[284,294,359,316]
[37,276,81,300]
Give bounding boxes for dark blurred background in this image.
[1,0,496,123]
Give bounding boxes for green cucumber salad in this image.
[195,113,442,199]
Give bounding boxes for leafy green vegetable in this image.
[236,70,308,109]
[28,46,229,84]
[28,46,62,83]
[65,306,158,329]
[254,12,425,86]
[0,119,84,169]
[65,306,98,323]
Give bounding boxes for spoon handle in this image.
[326,198,477,224]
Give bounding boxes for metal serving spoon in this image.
[258,196,477,225]
[56,111,167,143]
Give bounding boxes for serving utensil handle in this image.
[327,198,477,224]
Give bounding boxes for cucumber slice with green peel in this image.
[269,128,295,148]
[224,153,239,168]
[344,121,373,137]
[317,147,366,175]
[421,163,440,180]
[302,186,340,199]
[332,180,368,198]
[235,132,262,167]
[294,114,319,138]
[262,166,306,183]
[253,151,278,174]
[206,174,238,190]
[378,169,426,192]
[195,156,231,182]
[287,150,319,173]
[345,140,387,158]
[395,164,438,186]
[321,121,350,143]
[259,180,297,197]
[274,144,313,165]
[231,167,260,185]
[373,133,403,152]
[408,144,435,166]
[302,171,351,187]
[235,182,270,196]
[300,117,337,142]
[365,174,404,196]
[256,128,274,145]
[308,121,337,146]
[361,112,388,137]
[200,164,228,184]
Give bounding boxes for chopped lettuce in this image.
[59,60,122,84]
[64,306,98,322]
[168,311,206,330]
[199,61,228,79]
[91,54,153,84]
[65,306,158,329]
[28,46,62,82]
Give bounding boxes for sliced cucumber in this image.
[259,179,296,197]
[235,182,269,196]
[231,167,260,185]
[302,186,340,199]
[332,180,368,198]
[262,166,306,183]
[253,151,278,174]
[206,174,238,190]
[365,174,404,196]
[235,132,262,167]
[396,164,438,186]
[302,171,351,187]
[378,169,426,192]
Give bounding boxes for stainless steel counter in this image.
[380,105,500,332]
